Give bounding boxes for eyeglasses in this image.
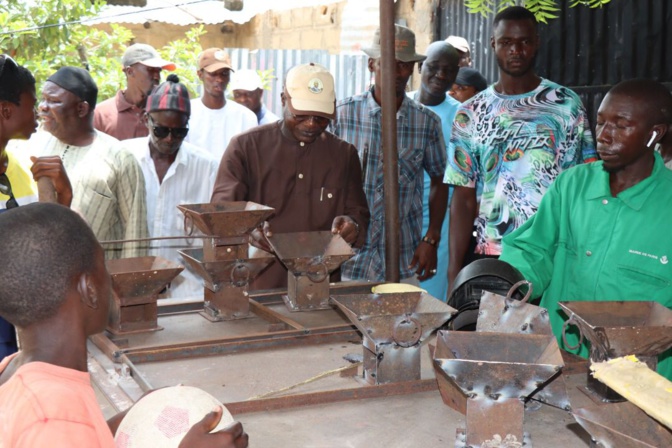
[0,173,19,210]
[148,117,189,139]
[291,114,330,126]
[0,55,18,79]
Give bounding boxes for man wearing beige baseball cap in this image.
[211,63,370,290]
[332,24,448,286]
[94,43,176,140]
[185,48,257,161]
[445,35,473,67]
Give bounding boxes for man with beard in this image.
[30,66,149,259]
[333,25,448,285]
[406,41,460,300]
[185,48,257,161]
[499,79,672,380]
[444,6,596,291]
[94,44,176,140]
[127,74,219,298]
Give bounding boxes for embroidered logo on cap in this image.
[215,50,228,62]
[661,256,668,265]
[308,78,323,94]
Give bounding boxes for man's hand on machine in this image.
[249,221,273,253]
[331,215,359,244]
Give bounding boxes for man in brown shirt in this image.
[211,63,370,289]
[94,44,175,140]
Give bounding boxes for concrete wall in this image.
[93,2,345,53]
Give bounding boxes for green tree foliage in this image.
[464,0,612,23]
[0,0,209,102]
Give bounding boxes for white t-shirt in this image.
[127,137,219,299]
[185,98,257,162]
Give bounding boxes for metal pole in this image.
[379,0,400,282]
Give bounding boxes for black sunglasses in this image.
[148,116,189,139]
[0,173,19,210]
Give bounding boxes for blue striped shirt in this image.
[332,89,447,280]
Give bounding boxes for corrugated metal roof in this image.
[89,0,344,26]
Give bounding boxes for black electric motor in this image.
[448,258,527,331]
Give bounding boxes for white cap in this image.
[445,36,470,53]
[230,69,264,91]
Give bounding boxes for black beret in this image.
[47,66,98,108]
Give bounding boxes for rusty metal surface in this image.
[434,331,563,398]
[572,402,672,448]
[178,247,275,291]
[106,256,184,300]
[177,202,274,239]
[465,397,526,447]
[106,256,183,335]
[559,301,672,361]
[332,292,455,385]
[331,292,456,346]
[224,378,438,415]
[115,327,361,364]
[477,290,572,411]
[269,232,355,311]
[269,231,354,274]
[434,330,564,448]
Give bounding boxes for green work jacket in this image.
[500,152,672,379]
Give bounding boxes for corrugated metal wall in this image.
[226,48,371,116]
[438,0,672,122]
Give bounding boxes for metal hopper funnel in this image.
[268,231,354,311]
[434,330,563,448]
[572,402,672,448]
[331,292,456,384]
[106,256,184,335]
[559,301,672,402]
[178,202,274,259]
[179,247,274,320]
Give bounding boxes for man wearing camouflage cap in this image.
[332,25,448,286]
[94,43,176,140]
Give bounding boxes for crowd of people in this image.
[1,4,671,446]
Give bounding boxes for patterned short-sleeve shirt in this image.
[444,78,597,255]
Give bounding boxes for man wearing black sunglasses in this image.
[211,63,370,290]
[28,66,149,259]
[0,56,73,359]
[127,74,219,298]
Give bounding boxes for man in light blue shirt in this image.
[407,41,460,301]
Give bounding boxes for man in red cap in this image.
[211,63,370,289]
[185,48,257,162]
[94,43,176,140]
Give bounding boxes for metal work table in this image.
[90,292,596,447]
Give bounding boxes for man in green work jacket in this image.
[499,78,672,379]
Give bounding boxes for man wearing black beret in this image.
[29,66,149,258]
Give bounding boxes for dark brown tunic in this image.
[211,121,370,289]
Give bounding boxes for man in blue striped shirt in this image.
[332,25,448,283]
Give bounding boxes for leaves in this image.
[464,0,612,21]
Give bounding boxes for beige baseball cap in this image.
[198,48,234,73]
[446,36,470,54]
[284,63,335,120]
[122,43,176,70]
